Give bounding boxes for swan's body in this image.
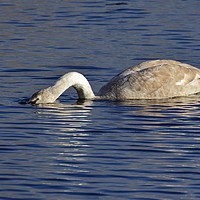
[29,60,200,104]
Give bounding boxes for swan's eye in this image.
[33,98,39,104]
[28,97,39,104]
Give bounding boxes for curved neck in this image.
[50,72,95,100]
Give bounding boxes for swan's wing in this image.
[98,60,200,99]
[128,64,171,94]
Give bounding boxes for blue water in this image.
[1,0,200,199]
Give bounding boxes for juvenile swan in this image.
[29,60,200,104]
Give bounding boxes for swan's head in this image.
[28,88,55,104]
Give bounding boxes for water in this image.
[1,0,200,199]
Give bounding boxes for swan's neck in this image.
[50,72,95,100]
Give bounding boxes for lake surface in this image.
[1,0,200,199]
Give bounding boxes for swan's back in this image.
[98,60,200,100]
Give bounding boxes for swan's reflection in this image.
[34,100,93,132]
[111,95,200,118]
[31,100,94,178]
[33,100,93,146]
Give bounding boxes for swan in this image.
[28,60,200,104]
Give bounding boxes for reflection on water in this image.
[31,101,96,197]
[33,100,93,133]
[113,95,200,118]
